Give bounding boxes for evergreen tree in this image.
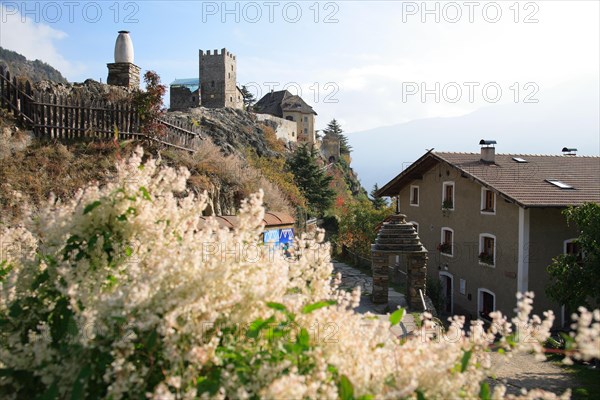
[322,119,352,154]
[240,85,256,110]
[370,184,387,210]
[287,145,335,217]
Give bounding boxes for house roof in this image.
[170,78,199,93]
[197,212,295,230]
[377,151,600,208]
[254,90,317,117]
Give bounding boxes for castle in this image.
[170,48,243,110]
[169,48,320,147]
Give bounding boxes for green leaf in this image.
[246,316,275,339]
[416,390,426,400]
[298,328,310,348]
[125,246,133,257]
[70,365,91,400]
[37,382,58,400]
[460,350,472,372]
[338,375,354,400]
[139,186,152,201]
[301,300,337,314]
[479,381,491,400]
[266,302,288,313]
[83,200,102,214]
[389,308,405,326]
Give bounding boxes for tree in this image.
[337,198,393,255]
[546,202,600,310]
[370,184,387,210]
[240,85,256,110]
[133,70,166,135]
[286,145,335,217]
[322,118,351,154]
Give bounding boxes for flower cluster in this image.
[0,148,597,399]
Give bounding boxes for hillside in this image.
[0,47,68,84]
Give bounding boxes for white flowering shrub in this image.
[0,148,598,399]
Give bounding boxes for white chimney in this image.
[479,139,496,163]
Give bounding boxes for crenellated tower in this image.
[199,48,241,109]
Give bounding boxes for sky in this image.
[1,0,598,187]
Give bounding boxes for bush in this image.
[1,149,597,399]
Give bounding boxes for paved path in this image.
[487,353,578,396]
[332,261,416,338]
[333,260,580,395]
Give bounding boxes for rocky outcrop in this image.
[166,107,288,158]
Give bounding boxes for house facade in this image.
[377,143,600,327]
[253,90,317,144]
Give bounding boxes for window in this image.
[211,81,215,87]
[228,72,231,79]
[546,180,574,189]
[230,96,233,102]
[478,289,496,320]
[459,279,466,295]
[481,188,495,214]
[442,182,454,210]
[286,116,294,121]
[439,228,454,256]
[304,116,308,122]
[564,239,583,263]
[479,234,496,266]
[304,128,308,134]
[410,185,419,206]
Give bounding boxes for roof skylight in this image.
[546,180,574,189]
[512,157,528,163]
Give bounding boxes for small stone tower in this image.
[371,213,428,310]
[107,31,140,90]
[199,48,241,109]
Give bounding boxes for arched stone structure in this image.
[372,213,428,310]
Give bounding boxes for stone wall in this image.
[255,113,297,142]
[170,86,199,111]
[107,62,140,90]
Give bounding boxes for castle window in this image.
[231,65,234,71]
[304,128,308,134]
[230,97,233,102]
[228,73,231,79]
[304,116,308,122]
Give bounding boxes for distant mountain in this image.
[348,77,600,193]
[0,47,68,84]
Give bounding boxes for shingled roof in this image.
[377,151,600,208]
[254,90,317,117]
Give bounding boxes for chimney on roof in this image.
[479,139,496,163]
[562,147,577,156]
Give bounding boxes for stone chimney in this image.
[107,31,140,90]
[479,139,497,163]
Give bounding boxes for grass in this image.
[546,354,600,399]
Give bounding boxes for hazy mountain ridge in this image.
[0,46,68,84]
[349,77,600,192]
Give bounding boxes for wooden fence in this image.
[0,66,203,151]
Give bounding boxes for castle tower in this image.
[199,48,242,109]
[107,31,140,90]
